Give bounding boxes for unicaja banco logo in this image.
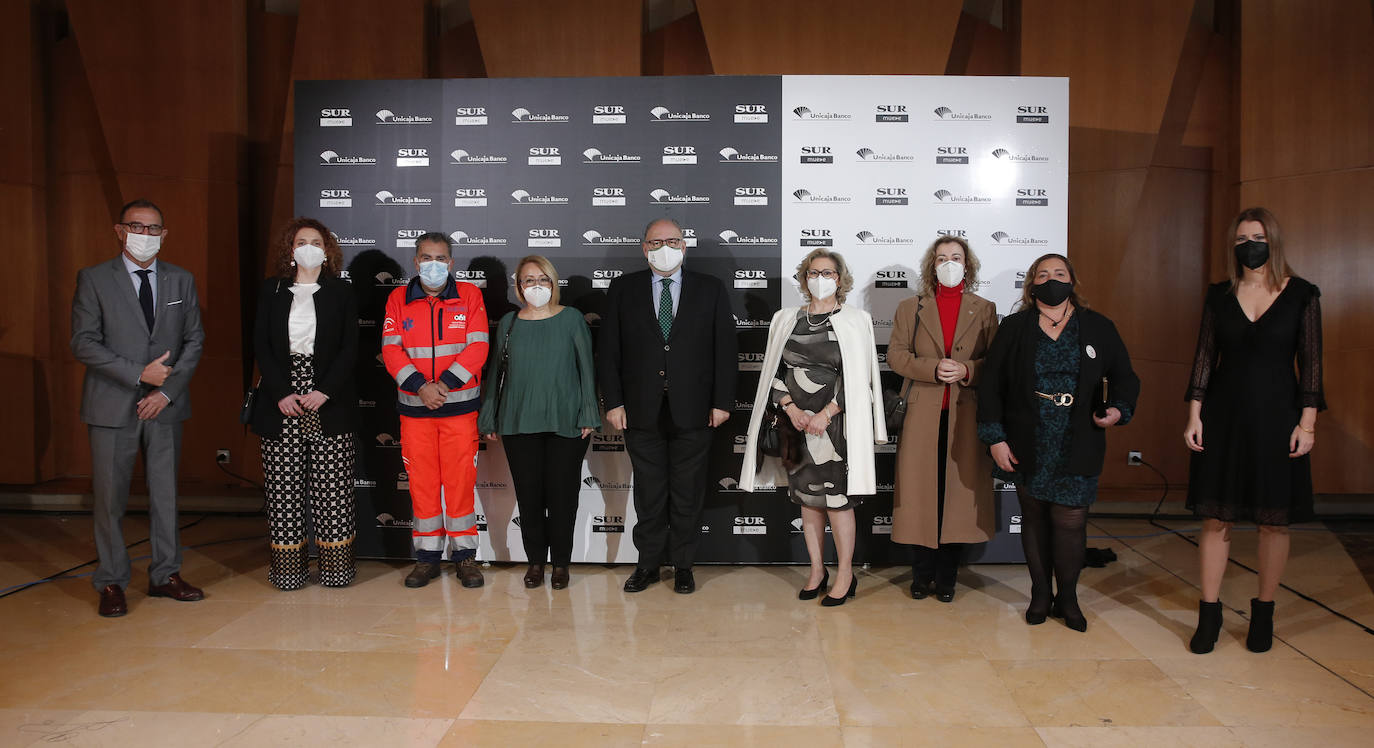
[649,188,709,204]
[856,230,915,246]
[792,188,851,204]
[511,189,569,205]
[933,189,991,204]
[856,147,914,162]
[375,190,432,206]
[992,147,1050,163]
[448,230,508,247]
[719,229,778,246]
[650,105,710,122]
[319,150,376,165]
[511,107,569,123]
[582,230,638,246]
[450,149,507,165]
[990,231,1049,246]
[583,147,642,163]
[792,105,851,121]
[375,109,433,124]
[933,105,992,121]
[719,147,778,163]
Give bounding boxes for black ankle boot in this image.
[1189,601,1223,654]
[1247,598,1275,653]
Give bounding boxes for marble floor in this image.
[1,512,1372,747]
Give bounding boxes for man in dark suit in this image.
[70,199,206,617]
[599,217,737,594]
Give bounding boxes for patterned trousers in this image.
[260,354,357,589]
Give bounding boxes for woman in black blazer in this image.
[252,217,359,590]
[977,253,1139,632]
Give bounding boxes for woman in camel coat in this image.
[888,236,999,602]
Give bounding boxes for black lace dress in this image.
[1185,277,1325,525]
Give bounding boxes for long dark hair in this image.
[1017,253,1087,312]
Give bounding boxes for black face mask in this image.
[1031,278,1073,306]
[1234,240,1270,270]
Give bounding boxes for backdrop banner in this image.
[293,75,1068,563]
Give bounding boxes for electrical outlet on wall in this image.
[216,449,230,464]
[1127,450,1143,465]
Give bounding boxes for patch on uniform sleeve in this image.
[402,318,415,331]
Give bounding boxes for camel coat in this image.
[888,291,999,548]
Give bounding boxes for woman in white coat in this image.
[740,249,887,606]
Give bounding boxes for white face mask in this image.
[523,285,552,308]
[125,232,161,263]
[646,246,684,274]
[807,276,837,300]
[936,260,965,288]
[293,244,326,269]
[418,260,451,288]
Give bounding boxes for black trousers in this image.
[502,432,590,567]
[624,398,714,570]
[913,409,963,588]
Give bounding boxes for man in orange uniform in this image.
[382,232,490,588]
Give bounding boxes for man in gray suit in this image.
[70,199,206,617]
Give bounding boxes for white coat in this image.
[739,305,887,495]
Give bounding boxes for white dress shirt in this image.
[122,254,158,309]
[288,283,320,355]
[649,266,683,318]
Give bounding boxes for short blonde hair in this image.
[795,249,855,303]
[915,236,981,297]
[514,255,560,306]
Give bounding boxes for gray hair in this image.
[642,217,683,239]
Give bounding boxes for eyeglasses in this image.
[519,278,552,288]
[806,269,839,279]
[121,222,165,236]
[643,238,685,250]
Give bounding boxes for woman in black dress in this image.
[978,254,1139,632]
[1184,207,1324,654]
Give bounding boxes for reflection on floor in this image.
[1,513,1372,747]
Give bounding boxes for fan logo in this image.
[591,268,624,288]
[582,230,638,246]
[990,231,1050,246]
[395,148,429,167]
[875,104,909,122]
[932,105,992,121]
[800,228,833,247]
[454,106,487,126]
[527,146,561,165]
[661,145,698,164]
[935,146,969,164]
[933,188,992,204]
[856,230,915,246]
[449,230,508,247]
[511,107,570,123]
[453,188,487,207]
[527,228,561,247]
[992,147,1050,163]
[649,188,709,204]
[875,187,909,205]
[855,146,915,163]
[734,187,768,206]
[396,228,426,248]
[791,105,851,121]
[376,190,433,207]
[649,105,710,122]
[1016,105,1050,123]
[733,515,766,534]
[376,109,433,125]
[453,270,486,288]
[592,515,626,533]
[449,149,508,165]
[319,189,351,207]
[511,189,570,206]
[719,229,778,247]
[1015,188,1049,207]
[583,147,642,163]
[592,105,627,124]
[319,108,352,127]
[738,352,766,371]
[792,188,851,204]
[734,269,768,289]
[718,146,779,163]
[582,475,631,490]
[319,149,376,165]
[799,145,834,164]
[591,187,627,206]
[734,104,768,123]
[875,270,909,289]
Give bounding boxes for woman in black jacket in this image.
[977,253,1139,631]
[252,217,359,590]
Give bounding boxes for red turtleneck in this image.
[936,283,963,410]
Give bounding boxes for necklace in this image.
[806,303,838,327]
[1039,304,1071,328]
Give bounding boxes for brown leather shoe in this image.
[98,584,127,617]
[404,561,441,588]
[550,566,570,590]
[147,573,204,602]
[523,563,545,588]
[456,558,485,588]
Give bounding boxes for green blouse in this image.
[477,307,601,438]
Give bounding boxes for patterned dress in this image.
[770,310,855,509]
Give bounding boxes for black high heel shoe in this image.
[821,576,857,607]
[798,569,829,601]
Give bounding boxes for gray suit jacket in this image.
[71,256,206,428]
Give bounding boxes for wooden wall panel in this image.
[1239,0,1374,182]
[696,0,961,74]
[470,0,642,77]
[438,21,488,79]
[643,12,713,76]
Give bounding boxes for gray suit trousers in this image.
[89,420,184,590]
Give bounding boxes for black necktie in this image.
[136,269,154,331]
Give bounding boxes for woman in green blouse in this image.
[478,256,601,590]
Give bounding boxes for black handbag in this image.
[239,376,261,425]
[490,322,514,419]
[758,402,802,470]
[882,318,918,436]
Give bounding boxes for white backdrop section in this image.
[780,75,1069,342]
